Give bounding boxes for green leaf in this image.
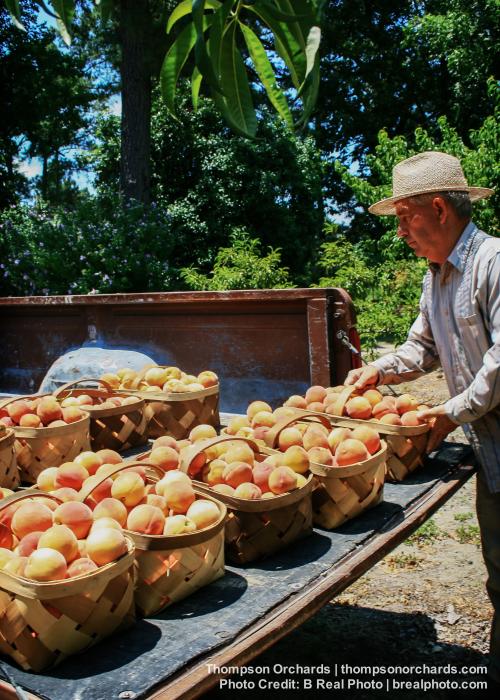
[304,25,320,81]
[191,65,203,109]
[239,22,293,128]
[192,0,225,94]
[5,0,25,30]
[219,21,257,137]
[166,0,221,34]
[52,0,75,45]
[160,21,199,118]
[207,0,234,72]
[295,53,320,128]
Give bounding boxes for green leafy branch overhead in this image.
[5,0,323,137]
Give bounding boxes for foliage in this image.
[0,196,178,295]
[87,84,324,279]
[181,228,293,290]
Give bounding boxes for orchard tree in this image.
[4,0,323,204]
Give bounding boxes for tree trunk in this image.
[119,0,152,204]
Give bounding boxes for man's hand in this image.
[417,404,459,454]
[344,365,380,391]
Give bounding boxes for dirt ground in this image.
[206,370,492,699]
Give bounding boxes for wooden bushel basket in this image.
[0,429,20,490]
[264,411,387,530]
[0,491,136,672]
[294,387,431,483]
[179,436,314,565]
[54,378,148,453]
[0,397,91,485]
[117,365,220,440]
[79,462,226,618]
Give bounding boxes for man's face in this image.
[394,198,443,262]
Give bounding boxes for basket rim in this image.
[116,384,219,402]
[0,428,15,445]
[290,407,430,436]
[12,413,91,438]
[309,441,388,478]
[0,537,135,600]
[194,473,315,512]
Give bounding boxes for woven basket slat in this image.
[142,390,220,440]
[0,430,20,490]
[386,432,429,481]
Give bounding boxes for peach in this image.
[111,472,146,507]
[284,395,308,409]
[38,525,79,563]
[273,407,296,421]
[127,504,165,535]
[189,424,217,442]
[36,397,63,425]
[251,411,276,429]
[144,367,170,387]
[0,548,16,569]
[372,400,398,419]
[19,413,42,428]
[146,494,168,514]
[7,400,33,424]
[351,426,381,455]
[83,475,113,505]
[54,462,89,491]
[50,487,80,502]
[4,556,28,577]
[226,416,251,435]
[100,373,121,389]
[186,499,220,529]
[48,420,66,427]
[53,501,93,539]
[379,413,403,426]
[74,451,103,476]
[0,502,22,530]
[36,496,59,512]
[120,395,137,406]
[91,517,123,532]
[67,557,98,577]
[163,514,197,535]
[252,462,274,493]
[202,459,226,486]
[268,466,298,495]
[36,467,59,492]
[212,484,235,496]
[62,407,84,424]
[93,498,128,526]
[277,427,303,451]
[85,528,128,566]
[302,426,329,451]
[95,449,122,465]
[11,502,53,539]
[247,401,272,421]
[223,443,255,466]
[335,439,370,466]
[363,389,384,407]
[263,454,282,469]
[307,401,325,412]
[149,446,179,472]
[158,476,195,515]
[327,427,352,451]
[0,522,14,550]
[281,445,309,474]
[222,462,253,489]
[25,548,67,581]
[396,394,420,414]
[234,483,262,500]
[0,416,14,427]
[197,370,218,388]
[155,470,191,494]
[308,447,334,466]
[253,426,270,442]
[0,487,13,499]
[76,394,94,406]
[152,436,180,451]
[16,531,44,557]
[296,474,308,488]
[305,386,327,404]
[401,411,424,427]
[345,396,373,420]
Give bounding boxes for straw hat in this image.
[369,151,494,215]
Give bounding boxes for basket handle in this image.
[0,489,63,513]
[323,385,357,417]
[264,410,332,449]
[179,435,260,478]
[78,460,166,503]
[128,364,159,390]
[53,377,115,398]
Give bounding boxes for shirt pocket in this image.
[456,313,491,370]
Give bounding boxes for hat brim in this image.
[369,186,494,216]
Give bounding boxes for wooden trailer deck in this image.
[0,442,475,700]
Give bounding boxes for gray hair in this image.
[408,191,472,218]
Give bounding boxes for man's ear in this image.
[431,196,448,223]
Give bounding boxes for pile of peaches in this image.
[99,366,219,394]
[59,393,140,412]
[0,396,88,429]
[283,385,430,428]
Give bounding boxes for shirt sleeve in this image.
[370,291,441,385]
[445,249,500,424]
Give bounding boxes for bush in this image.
[0,195,177,295]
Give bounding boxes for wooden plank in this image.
[146,464,474,700]
[306,298,332,387]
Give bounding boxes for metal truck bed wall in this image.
[0,444,475,700]
[0,289,357,412]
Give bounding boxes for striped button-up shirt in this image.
[372,221,500,492]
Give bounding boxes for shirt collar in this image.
[447,221,476,273]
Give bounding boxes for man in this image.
[345,150,499,684]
